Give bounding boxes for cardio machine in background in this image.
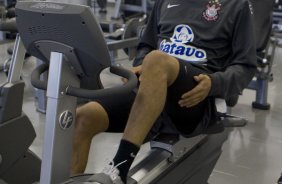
[247,0,277,110]
[112,0,155,20]
[0,0,17,40]
[0,33,41,184]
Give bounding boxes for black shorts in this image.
[96,60,216,137]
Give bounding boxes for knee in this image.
[143,50,179,72]
[142,50,179,84]
[142,50,170,69]
[75,102,109,138]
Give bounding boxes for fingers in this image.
[132,65,142,75]
[179,90,205,107]
[181,85,202,99]
[194,74,207,82]
[122,76,141,84]
[122,66,143,84]
[179,74,211,108]
[121,77,128,84]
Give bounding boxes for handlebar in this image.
[30,64,48,90]
[66,66,137,99]
[31,64,138,100]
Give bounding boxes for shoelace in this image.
[102,160,127,181]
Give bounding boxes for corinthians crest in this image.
[203,0,222,21]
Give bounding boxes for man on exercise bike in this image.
[71,0,257,183]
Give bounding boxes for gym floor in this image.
[1,20,282,184]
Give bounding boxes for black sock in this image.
[113,139,140,183]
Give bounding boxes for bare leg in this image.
[71,102,109,175]
[123,50,180,146]
[86,51,180,183]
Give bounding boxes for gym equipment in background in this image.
[247,0,277,110]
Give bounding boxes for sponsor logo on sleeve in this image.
[248,1,254,15]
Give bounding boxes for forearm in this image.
[208,64,256,98]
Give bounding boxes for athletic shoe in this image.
[87,160,126,184]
